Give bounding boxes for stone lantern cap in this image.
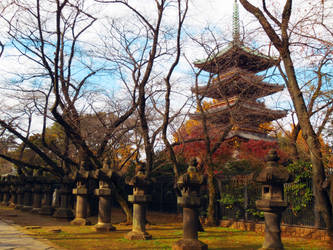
[127,164,152,203]
[177,159,206,208]
[70,167,90,183]
[71,167,92,196]
[24,175,35,183]
[92,168,118,182]
[254,150,293,184]
[39,175,58,184]
[93,168,119,197]
[127,165,152,189]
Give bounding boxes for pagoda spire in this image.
[233,0,240,44]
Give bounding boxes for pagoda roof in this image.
[194,43,279,74]
[190,98,287,125]
[192,67,284,99]
[226,128,277,142]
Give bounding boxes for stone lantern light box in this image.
[254,150,293,211]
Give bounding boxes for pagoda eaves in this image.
[194,43,279,74]
[190,100,287,125]
[192,67,284,99]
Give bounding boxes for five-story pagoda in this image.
[191,0,286,142]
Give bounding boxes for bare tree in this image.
[239,0,333,231]
[94,0,190,179]
[0,0,142,222]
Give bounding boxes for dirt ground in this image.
[1,206,332,250]
[0,205,181,227]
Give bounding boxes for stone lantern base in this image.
[125,231,152,240]
[95,222,116,232]
[31,207,41,214]
[39,206,54,216]
[53,208,74,220]
[21,205,33,212]
[172,239,208,250]
[1,201,9,206]
[71,217,91,226]
[15,204,23,210]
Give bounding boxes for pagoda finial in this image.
[233,0,240,44]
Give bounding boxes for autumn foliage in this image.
[173,118,288,171]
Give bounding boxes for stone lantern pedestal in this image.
[93,168,118,232]
[0,178,4,204]
[15,185,24,209]
[71,186,91,225]
[15,177,25,210]
[53,177,74,220]
[21,176,33,212]
[254,150,293,250]
[94,186,115,232]
[7,176,17,208]
[39,177,55,216]
[70,168,91,226]
[125,165,152,240]
[1,177,10,206]
[173,159,207,250]
[32,177,43,213]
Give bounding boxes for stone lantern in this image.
[172,159,207,250]
[8,175,18,208]
[93,168,118,232]
[53,176,75,220]
[15,176,25,210]
[0,177,4,204]
[1,176,10,206]
[21,176,34,212]
[125,164,152,240]
[31,176,43,213]
[71,167,91,226]
[39,176,56,216]
[254,149,293,250]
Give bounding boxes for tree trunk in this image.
[206,170,216,226]
[282,54,332,231]
[290,124,300,162]
[114,189,133,224]
[239,0,332,234]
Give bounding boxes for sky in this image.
[0,0,331,139]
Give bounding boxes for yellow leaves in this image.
[172,118,200,143]
[258,122,274,132]
[109,144,137,171]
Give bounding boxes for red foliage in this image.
[239,140,289,163]
[174,120,291,168]
[173,122,233,164]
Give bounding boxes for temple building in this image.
[190,0,286,142]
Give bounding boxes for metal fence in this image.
[217,178,327,228]
[147,176,327,228]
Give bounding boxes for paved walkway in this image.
[0,220,58,250]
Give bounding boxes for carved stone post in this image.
[53,177,74,220]
[39,177,55,216]
[15,177,25,210]
[0,177,4,204]
[173,159,207,250]
[93,168,117,232]
[71,168,91,225]
[125,165,152,240]
[1,176,10,206]
[21,176,33,212]
[32,176,43,213]
[254,150,293,250]
[8,176,18,208]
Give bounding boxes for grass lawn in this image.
[1,206,332,249]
